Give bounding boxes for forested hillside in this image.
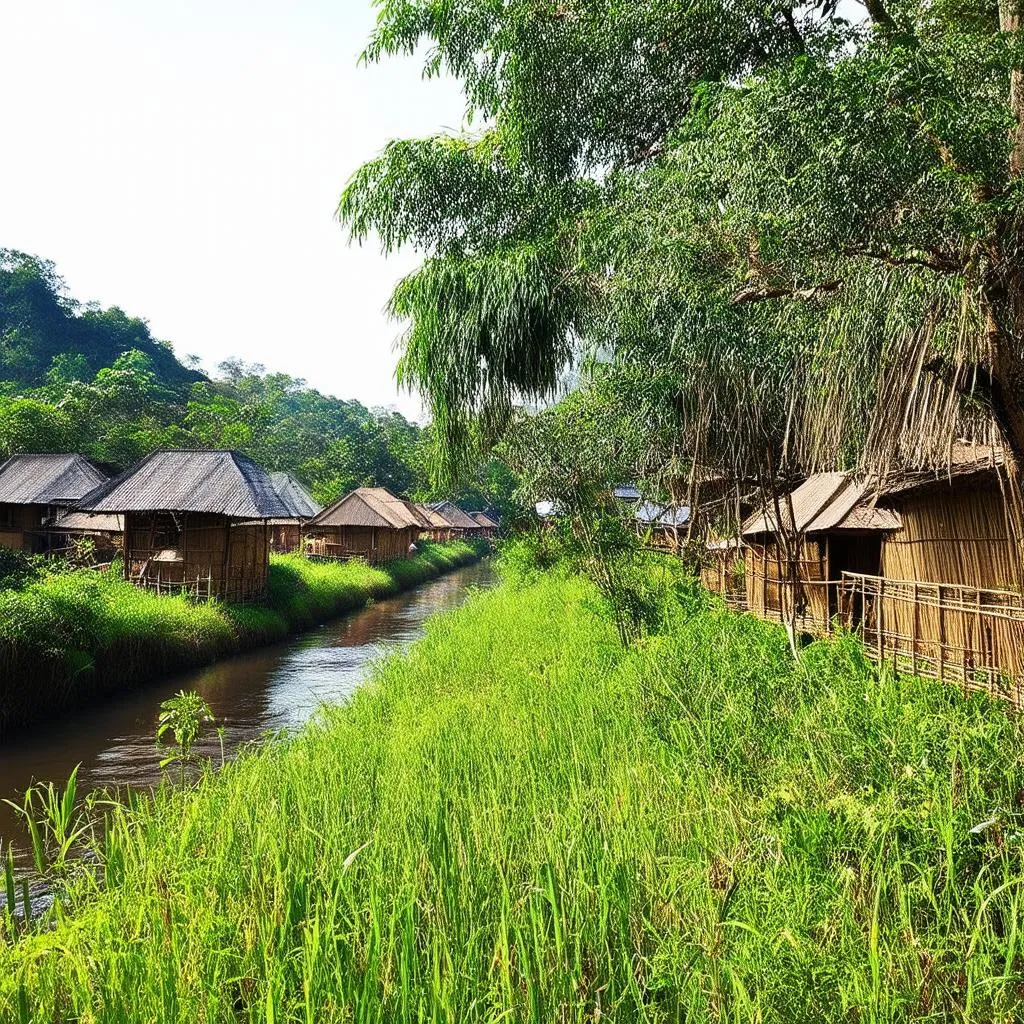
[0,249,513,508]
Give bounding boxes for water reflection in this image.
[0,560,495,857]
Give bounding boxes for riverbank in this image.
[0,540,486,736]
[4,571,1024,1019]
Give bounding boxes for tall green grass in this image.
[0,541,484,735]
[3,573,1024,1019]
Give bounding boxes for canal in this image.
[0,558,496,859]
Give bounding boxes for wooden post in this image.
[912,581,918,677]
[876,575,884,667]
[938,586,945,684]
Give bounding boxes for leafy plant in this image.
[156,691,215,777]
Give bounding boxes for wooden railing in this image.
[839,572,1024,701]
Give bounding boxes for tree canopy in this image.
[342,0,1024,495]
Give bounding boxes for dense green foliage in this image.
[0,541,484,736]
[2,567,1024,1019]
[343,1,1024,483]
[0,249,517,509]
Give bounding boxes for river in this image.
[0,559,496,860]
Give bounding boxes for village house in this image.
[415,503,455,542]
[741,473,901,633]
[304,487,425,564]
[265,472,322,554]
[844,450,1024,691]
[427,500,482,538]
[77,449,290,600]
[469,511,499,538]
[0,453,109,552]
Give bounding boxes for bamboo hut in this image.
[0,453,109,552]
[304,487,425,564]
[842,451,1024,692]
[46,511,124,562]
[265,472,322,553]
[469,511,499,538]
[428,500,482,538]
[631,501,691,553]
[700,537,747,610]
[77,450,290,600]
[742,473,901,632]
[416,503,455,542]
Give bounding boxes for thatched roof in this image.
[742,473,901,537]
[269,472,322,520]
[50,511,124,533]
[0,453,108,506]
[415,503,452,529]
[308,487,424,530]
[469,511,498,528]
[880,444,1004,500]
[428,500,479,530]
[79,450,290,519]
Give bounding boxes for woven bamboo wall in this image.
[0,504,41,551]
[304,524,419,565]
[745,539,831,627]
[125,513,269,600]
[862,484,1024,686]
[882,484,1020,590]
[700,548,747,609]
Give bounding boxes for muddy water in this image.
[0,559,495,858]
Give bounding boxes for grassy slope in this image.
[0,541,484,735]
[3,574,1024,1020]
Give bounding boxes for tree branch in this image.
[843,245,965,274]
[731,279,842,305]
[860,0,898,33]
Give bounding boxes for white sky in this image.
[0,0,467,418]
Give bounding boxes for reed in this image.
[0,541,485,735]
[2,571,1024,1020]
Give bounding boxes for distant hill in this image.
[0,249,204,393]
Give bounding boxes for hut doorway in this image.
[828,533,882,625]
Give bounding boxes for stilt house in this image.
[304,487,425,564]
[77,450,290,600]
[742,473,901,632]
[0,453,109,552]
[266,472,322,553]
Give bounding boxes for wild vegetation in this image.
[0,249,517,510]
[2,556,1023,1020]
[0,540,484,736]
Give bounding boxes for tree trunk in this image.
[982,5,1024,474]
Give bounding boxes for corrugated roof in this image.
[428,500,479,530]
[470,511,498,528]
[634,501,691,527]
[0,453,108,506]
[269,472,322,520]
[78,450,290,519]
[742,473,900,537]
[50,511,124,533]
[308,487,423,530]
[614,484,642,500]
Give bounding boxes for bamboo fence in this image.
[840,571,1024,702]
